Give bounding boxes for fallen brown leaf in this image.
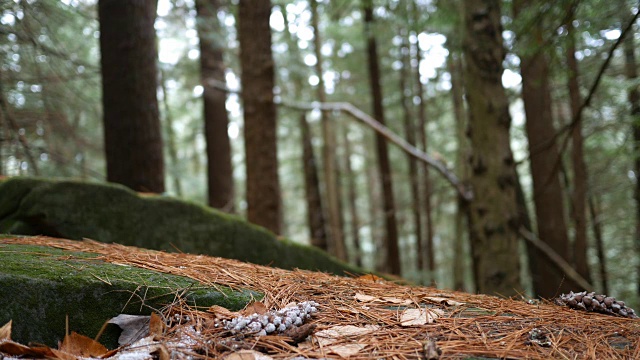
[59,331,108,358]
[149,312,164,339]
[0,321,11,340]
[243,301,268,316]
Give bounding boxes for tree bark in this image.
[300,113,329,249]
[99,0,164,193]
[196,0,235,211]
[238,0,281,233]
[622,16,640,297]
[363,0,401,275]
[514,0,581,297]
[399,30,423,275]
[311,0,346,260]
[588,196,608,294]
[565,6,591,285]
[449,50,469,291]
[342,123,362,267]
[159,67,183,197]
[462,0,522,296]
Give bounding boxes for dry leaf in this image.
[223,349,274,360]
[355,274,385,283]
[424,296,465,306]
[400,308,443,326]
[314,325,379,346]
[354,293,378,302]
[208,305,236,319]
[108,314,150,346]
[381,297,412,305]
[149,312,164,339]
[58,332,108,358]
[327,343,365,357]
[0,339,54,357]
[0,320,11,340]
[243,301,268,316]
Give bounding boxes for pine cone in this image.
[554,291,638,319]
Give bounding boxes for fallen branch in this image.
[281,100,471,201]
[519,227,593,293]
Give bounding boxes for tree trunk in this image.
[99,0,164,193]
[196,0,235,211]
[410,3,435,277]
[238,0,281,233]
[300,113,329,249]
[462,0,522,296]
[622,18,640,297]
[342,123,362,267]
[399,30,423,275]
[449,50,469,291]
[588,196,608,294]
[565,7,591,285]
[311,0,346,260]
[514,0,581,297]
[159,67,183,197]
[363,0,401,275]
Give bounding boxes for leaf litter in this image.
[1,236,639,359]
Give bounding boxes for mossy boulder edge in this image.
[0,177,359,275]
[0,242,261,348]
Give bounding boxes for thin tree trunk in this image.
[410,3,435,277]
[462,0,522,296]
[449,50,468,291]
[399,30,423,275]
[588,196,608,294]
[310,0,346,260]
[565,5,591,285]
[514,0,581,297]
[300,113,329,249]
[159,67,183,197]
[342,123,362,267]
[622,16,640,297]
[196,0,235,211]
[238,0,281,233]
[363,0,401,275]
[99,0,164,193]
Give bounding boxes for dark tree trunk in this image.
[363,0,401,275]
[342,124,362,267]
[311,0,346,260]
[300,113,328,249]
[399,31,423,275]
[588,196,608,294]
[514,0,581,297]
[99,0,164,193]
[622,19,640,297]
[449,50,469,291]
[238,0,281,233]
[196,0,235,211]
[462,0,522,296]
[565,7,591,285]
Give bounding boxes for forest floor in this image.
[1,236,639,360]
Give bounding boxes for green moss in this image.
[0,177,361,275]
[0,244,261,348]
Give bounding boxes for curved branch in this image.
[280,100,472,201]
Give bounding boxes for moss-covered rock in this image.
[0,177,360,275]
[0,243,260,348]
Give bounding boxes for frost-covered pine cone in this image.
[554,291,638,319]
[224,301,319,336]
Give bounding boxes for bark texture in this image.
[363,0,401,275]
[565,8,591,285]
[196,0,235,211]
[514,0,581,297]
[99,0,164,193]
[238,0,281,233]
[462,0,522,296]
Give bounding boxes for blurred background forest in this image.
[1,0,640,307]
